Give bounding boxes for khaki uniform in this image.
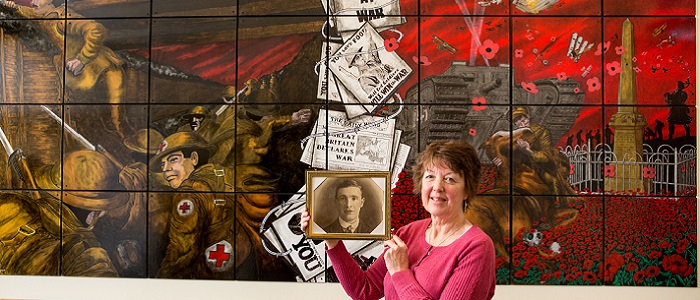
[517,123,576,197]
[0,193,118,276]
[15,5,126,136]
[156,163,278,279]
[91,162,149,277]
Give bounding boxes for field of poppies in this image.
[390,168,697,286]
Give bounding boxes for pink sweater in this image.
[327,218,496,300]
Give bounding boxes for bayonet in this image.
[40,105,96,150]
[39,105,124,169]
[0,126,13,157]
[0,126,41,199]
[215,86,247,118]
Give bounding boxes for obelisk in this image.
[606,19,648,192]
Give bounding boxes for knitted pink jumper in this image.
[327,218,496,300]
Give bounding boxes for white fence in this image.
[563,143,696,195]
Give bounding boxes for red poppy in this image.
[495,256,507,269]
[468,128,477,136]
[642,166,656,179]
[573,87,581,94]
[602,253,624,282]
[633,270,645,284]
[556,72,567,81]
[478,39,500,60]
[595,41,610,56]
[521,82,539,94]
[675,238,689,254]
[583,271,598,284]
[384,38,399,52]
[587,77,601,92]
[514,270,528,279]
[606,61,621,76]
[662,254,693,277]
[604,165,615,177]
[569,163,575,175]
[412,56,432,66]
[515,49,524,58]
[472,96,487,111]
[645,266,661,278]
[625,262,639,272]
[615,45,625,55]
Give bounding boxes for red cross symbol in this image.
[157,141,167,153]
[208,244,231,267]
[179,201,191,214]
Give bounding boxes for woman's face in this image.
[420,161,467,219]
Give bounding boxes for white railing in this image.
[562,142,696,195]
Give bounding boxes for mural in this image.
[0,0,695,287]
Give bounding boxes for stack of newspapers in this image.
[301,109,410,185]
[317,0,412,118]
[261,190,385,282]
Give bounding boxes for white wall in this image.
[0,275,699,300]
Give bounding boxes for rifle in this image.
[0,126,41,199]
[39,105,124,169]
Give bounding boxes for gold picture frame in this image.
[305,170,391,240]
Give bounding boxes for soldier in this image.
[177,106,219,141]
[492,107,576,197]
[1,150,129,276]
[665,81,692,140]
[0,192,118,276]
[654,119,665,140]
[3,0,129,138]
[150,132,281,279]
[35,149,147,277]
[210,87,311,167]
[123,128,169,190]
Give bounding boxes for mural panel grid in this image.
[0,0,695,287]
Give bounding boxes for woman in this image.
[301,139,496,299]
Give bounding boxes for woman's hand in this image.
[300,207,339,249]
[384,235,409,275]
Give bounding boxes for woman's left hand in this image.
[384,235,409,275]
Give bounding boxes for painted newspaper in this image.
[328,22,412,113]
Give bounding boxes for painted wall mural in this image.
[0,0,695,287]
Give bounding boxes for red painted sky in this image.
[139,0,695,144]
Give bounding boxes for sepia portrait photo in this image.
[306,171,390,240]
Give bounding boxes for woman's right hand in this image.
[300,207,339,249]
[300,207,311,232]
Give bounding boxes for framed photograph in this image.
[305,170,391,240]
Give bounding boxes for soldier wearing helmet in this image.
[178,106,219,142]
[492,107,575,198]
[0,192,118,276]
[3,150,128,276]
[35,149,152,277]
[151,131,278,279]
[664,80,692,139]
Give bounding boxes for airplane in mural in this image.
[0,0,695,288]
